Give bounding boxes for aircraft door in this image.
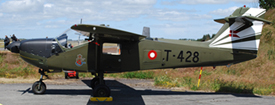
[100,43,122,71]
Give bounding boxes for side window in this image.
[102,43,121,55]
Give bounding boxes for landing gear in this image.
[93,84,110,97]
[91,78,99,89]
[32,81,46,94]
[91,71,110,97]
[32,69,47,94]
[91,77,106,89]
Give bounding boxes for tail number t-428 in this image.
[164,50,199,63]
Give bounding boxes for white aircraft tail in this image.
[209,7,271,54]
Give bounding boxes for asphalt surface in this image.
[0,78,274,105]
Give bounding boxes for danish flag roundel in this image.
[148,50,157,60]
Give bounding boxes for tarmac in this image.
[0,78,274,105]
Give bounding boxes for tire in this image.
[76,72,79,79]
[91,78,106,89]
[65,72,68,79]
[91,78,99,89]
[93,84,110,97]
[32,81,46,94]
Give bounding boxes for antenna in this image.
[80,18,82,24]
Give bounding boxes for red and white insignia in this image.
[148,50,157,60]
[229,30,240,38]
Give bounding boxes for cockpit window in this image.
[57,34,68,47]
[56,29,89,48]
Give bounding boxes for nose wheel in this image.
[32,69,47,94]
[32,81,46,94]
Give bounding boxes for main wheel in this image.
[90,78,99,89]
[91,78,106,89]
[93,84,110,97]
[32,81,46,94]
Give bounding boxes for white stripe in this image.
[210,43,232,49]
[211,39,260,50]
[210,28,230,46]
[242,8,265,17]
[211,37,232,46]
[256,11,266,17]
[210,22,244,46]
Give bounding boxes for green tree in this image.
[211,34,216,39]
[203,34,211,41]
[197,34,211,41]
[259,0,275,10]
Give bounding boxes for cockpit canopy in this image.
[56,29,89,48]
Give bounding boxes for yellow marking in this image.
[0,103,3,105]
[20,55,39,61]
[90,97,113,102]
[197,79,201,87]
[197,67,203,87]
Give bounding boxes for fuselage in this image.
[9,37,256,73]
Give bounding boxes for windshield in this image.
[56,29,90,48]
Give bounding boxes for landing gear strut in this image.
[91,71,110,97]
[32,69,47,94]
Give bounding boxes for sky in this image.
[0,0,259,40]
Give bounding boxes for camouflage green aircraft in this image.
[6,6,271,97]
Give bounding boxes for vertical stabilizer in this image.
[209,7,270,54]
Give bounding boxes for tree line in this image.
[259,0,275,10]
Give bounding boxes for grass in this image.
[0,40,4,48]
[154,75,180,87]
[0,53,39,78]
[121,71,154,79]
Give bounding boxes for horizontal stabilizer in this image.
[214,16,271,24]
[244,16,271,24]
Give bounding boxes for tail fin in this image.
[209,7,271,54]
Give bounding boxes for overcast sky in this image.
[0,0,259,40]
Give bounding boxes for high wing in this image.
[71,24,146,41]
